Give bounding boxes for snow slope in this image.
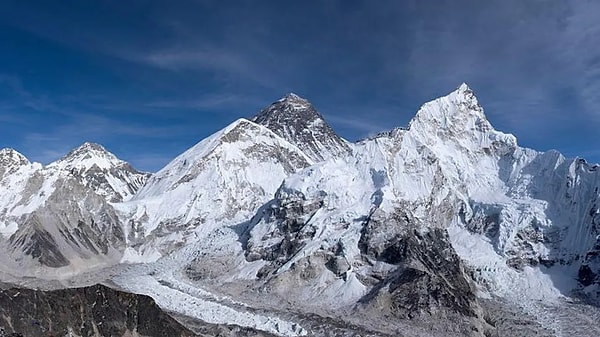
[117,118,313,260]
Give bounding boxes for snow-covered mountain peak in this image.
[135,118,312,200]
[48,142,123,171]
[43,142,148,202]
[409,83,487,131]
[252,94,351,161]
[254,94,320,124]
[126,117,314,254]
[0,148,31,180]
[406,84,517,156]
[220,118,260,140]
[277,92,311,109]
[67,141,114,158]
[0,148,30,167]
[145,118,264,177]
[457,82,471,92]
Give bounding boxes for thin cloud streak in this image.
[0,74,54,112]
[20,113,193,165]
[326,114,392,139]
[120,44,292,90]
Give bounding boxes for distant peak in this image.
[64,142,114,159]
[76,142,108,152]
[49,142,123,171]
[220,118,254,135]
[406,84,518,153]
[252,94,350,162]
[274,92,311,110]
[0,148,30,166]
[253,94,320,125]
[280,92,306,101]
[0,147,25,157]
[408,84,491,136]
[458,82,471,92]
[453,83,478,106]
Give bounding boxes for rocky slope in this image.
[0,283,197,337]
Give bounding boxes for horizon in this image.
[1,1,599,171]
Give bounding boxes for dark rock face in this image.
[579,264,596,286]
[0,284,197,337]
[358,210,479,320]
[245,193,480,323]
[10,216,70,267]
[7,176,127,268]
[579,237,600,287]
[252,93,350,162]
[463,208,500,241]
[245,189,323,270]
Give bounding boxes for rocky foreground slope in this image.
[0,284,196,337]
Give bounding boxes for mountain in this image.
[252,93,351,162]
[1,86,600,336]
[183,84,600,336]
[48,142,149,202]
[0,148,29,180]
[120,118,313,259]
[0,143,148,274]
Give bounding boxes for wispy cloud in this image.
[398,1,600,137]
[326,114,392,139]
[3,1,600,165]
[0,74,54,112]
[558,1,600,117]
[143,49,244,72]
[20,112,193,165]
[120,44,291,90]
[141,92,263,111]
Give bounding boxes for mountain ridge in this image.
[0,84,599,336]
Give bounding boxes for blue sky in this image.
[1,1,599,171]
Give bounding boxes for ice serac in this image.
[123,118,313,257]
[252,93,351,162]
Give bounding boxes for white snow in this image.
[1,84,599,335]
[120,118,313,253]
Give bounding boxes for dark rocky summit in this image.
[252,93,350,162]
